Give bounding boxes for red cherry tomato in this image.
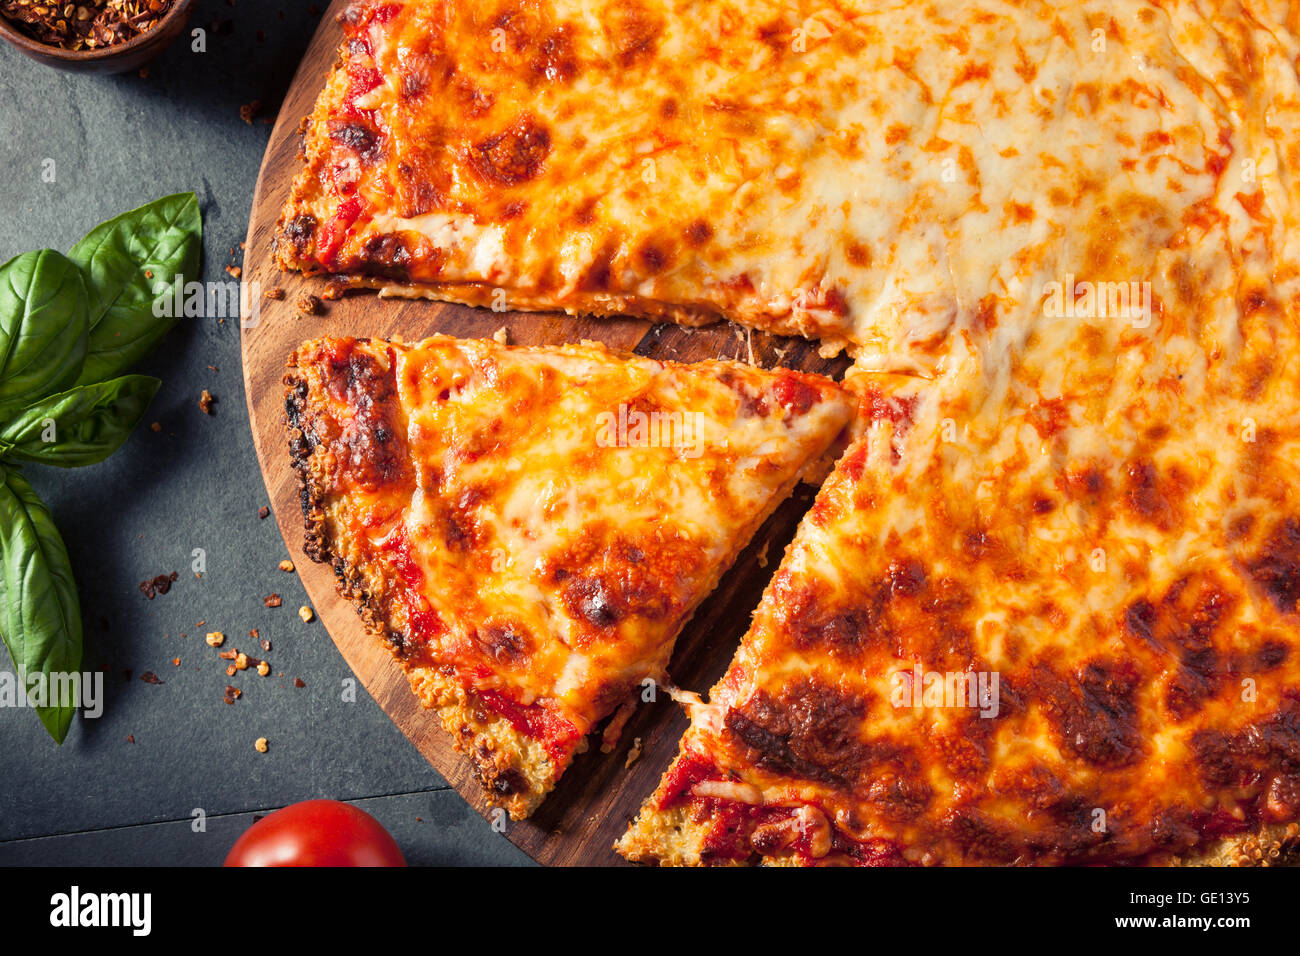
[224,799,406,867]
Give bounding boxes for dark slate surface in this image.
[0,1,530,867]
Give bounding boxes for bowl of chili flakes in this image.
[0,0,194,75]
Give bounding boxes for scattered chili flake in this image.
[264,593,282,608]
[1,0,178,52]
[239,99,263,124]
[258,506,270,520]
[278,559,295,573]
[126,734,135,744]
[139,671,163,685]
[225,665,237,677]
[293,678,305,688]
[298,605,314,623]
[171,657,180,667]
[149,421,162,432]
[259,637,271,652]
[198,389,216,415]
[205,631,225,647]
[138,570,178,599]
[256,661,270,677]
[223,685,241,705]
[218,649,237,660]
[225,265,242,279]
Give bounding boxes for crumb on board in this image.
[198,390,216,415]
[255,737,269,753]
[625,737,643,769]
[279,559,295,573]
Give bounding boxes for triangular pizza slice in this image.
[284,335,854,818]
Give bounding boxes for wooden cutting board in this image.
[240,0,847,866]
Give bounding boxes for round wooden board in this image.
[240,0,847,866]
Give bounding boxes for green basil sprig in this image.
[0,375,162,469]
[0,250,89,422]
[70,192,201,387]
[0,193,202,742]
[0,467,84,743]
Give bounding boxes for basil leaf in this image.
[0,375,161,468]
[0,467,83,743]
[0,250,90,421]
[69,192,202,386]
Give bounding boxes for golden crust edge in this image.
[617,792,1300,867]
[283,354,560,820]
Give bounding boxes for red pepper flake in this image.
[198,389,216,415]
[258,506,270,520]
[138,571,179,599]
[263,593,282,608]
[1,0,179,51]
[126,735,135,744]
[139,671,163,685]
[223,685,242,705]
[293,678,306,688]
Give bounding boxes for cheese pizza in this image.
[620,316,1300,865]
[274,0,1280,366]
[284,335,853,817]
[273,0,1300,863]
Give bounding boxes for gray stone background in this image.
[0,1,528,866]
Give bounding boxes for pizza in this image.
[283,334,854,818]
[272,0,1300,864]
[274,0,1267,367]
[619,336,1300,865]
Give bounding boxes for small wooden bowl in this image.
[0,0,195,75]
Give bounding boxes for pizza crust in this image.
[617,801,1300,867]
[287,366,558,819]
